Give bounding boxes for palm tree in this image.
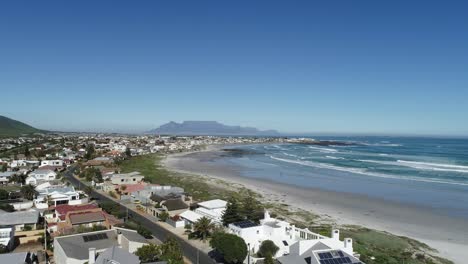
[193,217,215,242]
[21,184,37,200]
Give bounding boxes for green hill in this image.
[0,115,43,136]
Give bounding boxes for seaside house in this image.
[177,199,227,227]
[40,159,64,167]
[53,228,148,264]
[228,211,357,259]
[0,171,16,184]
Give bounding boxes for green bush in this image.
[258,240,279,258]
[210,232,247,264]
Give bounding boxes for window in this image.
[133,178,136,181]
[121,179,124,182]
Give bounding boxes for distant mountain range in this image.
[0,116,44,136]
[147,121,280,136]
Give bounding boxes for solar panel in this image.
[83,233,109,242]
[317,251,354,264]
[233,220,258,228]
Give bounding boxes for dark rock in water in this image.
[221,148,263,157]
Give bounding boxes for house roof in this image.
[95,246,139,264]
[179,210,203,223]
[0,252,29,264]
[0,210,39,226]
[69,211,106,225]
[55,230,119,260]
[120,183,146,193]
[55,204,99,219]
[197,199,227,209]
[31,169,55,175]
[163,199,188,211]
[117,228,148,243]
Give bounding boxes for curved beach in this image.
[163,146,468,264]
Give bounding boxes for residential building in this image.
[53,228,148,264]
[110,171,144,185]
[0,252,34,264]
[94,246,139,264]
[0,210,39,232]
[229,211,346,258]
[0,171,16,184]
[0,226,15,250]
[25,169,57,185]
[194,199,226,224]
[40,159,64,167]
[34,184,86,209]
[277,231,363,264]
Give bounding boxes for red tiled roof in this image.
[121,183,146,193]
[55,204,99,220]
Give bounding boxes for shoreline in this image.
[162,145,468,264]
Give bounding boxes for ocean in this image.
[219,136,468,219]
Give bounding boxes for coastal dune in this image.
[163,147,468,264]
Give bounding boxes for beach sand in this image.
[162,146,468,264]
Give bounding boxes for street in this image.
[64,167,216,264]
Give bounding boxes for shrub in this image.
[258,240,279,258]
[210,232,247,264]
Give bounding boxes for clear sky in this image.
[1,1,467,136]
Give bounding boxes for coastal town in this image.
[0,132,366,264]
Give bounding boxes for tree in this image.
[135,244,161,263]
[9,174,25,185]
[0,165,6,172]
[242,193,262,222]
[135,237,183,264]
[85,144,95,160]
[21,184,37,200]
[159,211,169,222]
[264,254,275,264]
[193,216,215,242]
[137,225,153,239]
[222,197,243,226]
[159,237,184,264]
[125,147,132,158]
[210,232,247,264]
[258,240,279,258]
[24,146,30,157]
[0,204,15,212]
[0,189,9,200]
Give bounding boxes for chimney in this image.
[89,248,96,264]
[331,229,340,240]
[344,238,353,251]
[264,210,271,220]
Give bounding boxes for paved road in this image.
[64,167,216,264]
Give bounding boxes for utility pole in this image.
[197,249,199,264]
[44,223,47,263]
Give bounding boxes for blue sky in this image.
[1,1,467,135]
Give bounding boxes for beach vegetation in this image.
[158,211,169,222]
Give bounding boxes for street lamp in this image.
[247,243,250,264]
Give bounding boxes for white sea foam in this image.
[358,159,468,173]
[269,156,468,186]
[326,156,345,160]
[307,146,338,153]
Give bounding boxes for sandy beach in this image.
[162,145,468,264]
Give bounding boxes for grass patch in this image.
[120,154,252,201]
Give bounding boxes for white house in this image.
[25,169,57,185]
[228,211,346,258]
[194,199,226,224]
[277,231,362,264]
[34,184,86,209]
[9,160,39,168]
[0,226,15,250]
[110,172,144,185]
[40,159,64,167]
[0,171,16,184]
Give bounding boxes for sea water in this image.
[219,136,468,219]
